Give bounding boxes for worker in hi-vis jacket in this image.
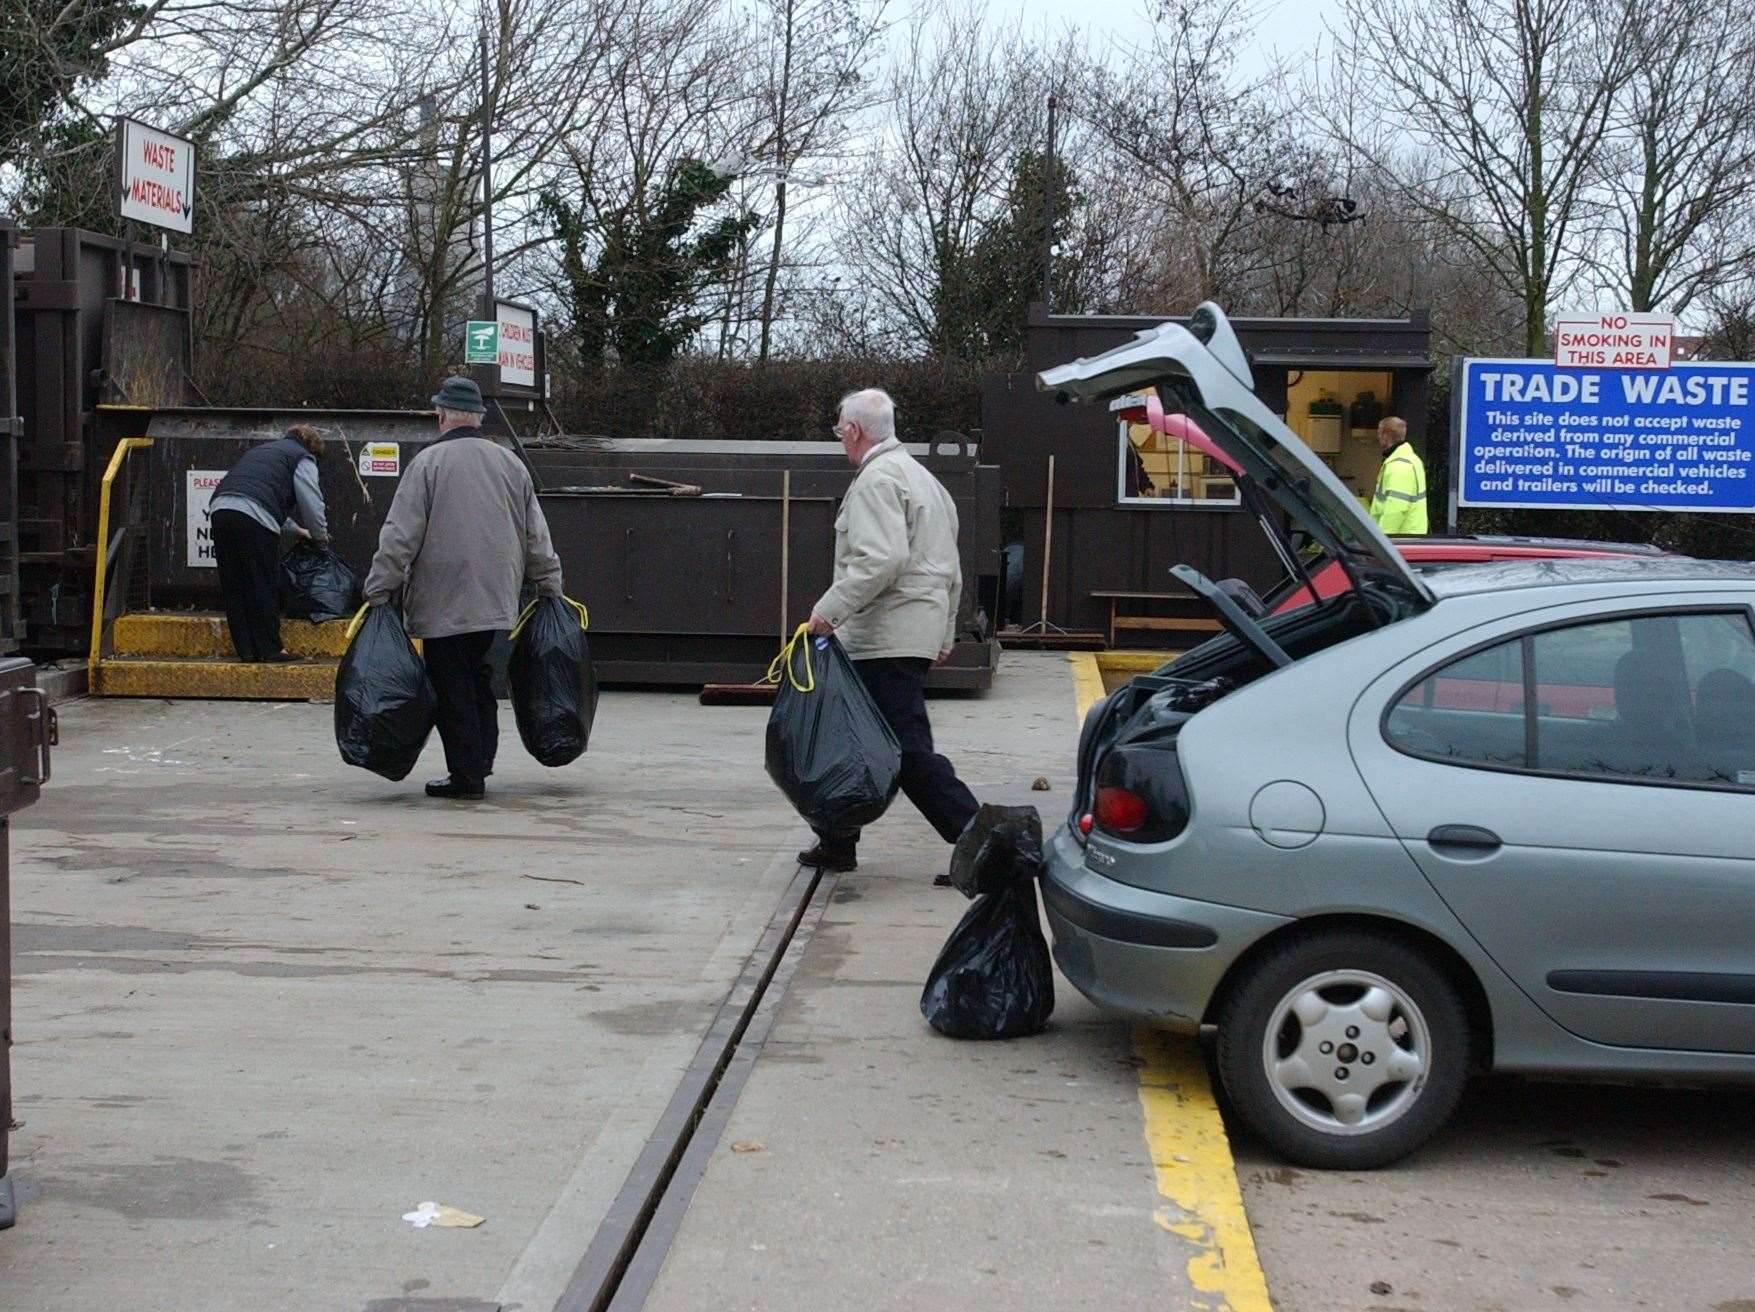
[1370,416,1428,536]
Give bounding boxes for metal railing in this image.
[87,438,153,689]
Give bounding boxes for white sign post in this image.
[186,470,224,567]
[1555,312,1676,370]
[496,302,537,390]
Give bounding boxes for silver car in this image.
[1038,305,1755,1168]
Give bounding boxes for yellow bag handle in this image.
[509,594,590,642]
[764,622,816,693]
[344,604,371,643]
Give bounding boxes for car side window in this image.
[1389,610,1755,790]
[1385,640,1527,767]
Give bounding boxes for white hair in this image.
[838,388,896,442]
[437,406,478,427]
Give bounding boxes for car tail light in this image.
[1095,786,1149,833]
[1077,812,1094,836]
[1091,743,1192,843]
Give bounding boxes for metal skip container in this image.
[119,420,1003,690]
[0,658,52,1228]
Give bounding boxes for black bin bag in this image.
[923,802,1054,1039]
[948,803,1045,898]
[921,878,1055,1040]
[334,605,436,781]
[764,627,901,833]
[507,596,596,767]
[280,542,363,623]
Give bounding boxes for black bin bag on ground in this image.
[922,803,1054,1040]
[334,605,436,781]
[921,879,1055,1040]
[764,626,901,834]
[279,542,363,623]
[507,596,596,767]
[948,803,1045,898]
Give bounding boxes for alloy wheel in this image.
[1260,968,1431,1136]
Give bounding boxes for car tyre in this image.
[1216,930,1471,1169]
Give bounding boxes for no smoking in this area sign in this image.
[1555,311,1676,370]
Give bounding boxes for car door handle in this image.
[1427,825,1501,856]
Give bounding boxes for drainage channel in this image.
[552,862,837,1312]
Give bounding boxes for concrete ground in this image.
[1235,1077,1755,1312]
[641,653,1228,1312]
[3,685,805,1311]
[5,652,1754,1311]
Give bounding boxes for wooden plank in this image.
[1089,589,1197,601]
[1114,617,1223,632]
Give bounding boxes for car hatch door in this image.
[1037,302,1435,612]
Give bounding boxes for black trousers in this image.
[424,631,500,787]
[211,510,283,661]
[815,656,980,855]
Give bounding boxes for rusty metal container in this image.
[528,439,1001,688]
[0,221,19,653]
[0,657,53,1229]
[12,228,195,652]
[122,415,1001,689]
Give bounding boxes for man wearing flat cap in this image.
[363,376,564,800]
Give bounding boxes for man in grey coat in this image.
[799,388,979,882]
[363,376,563,800]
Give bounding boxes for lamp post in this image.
[1041,93,1058,312]
[480,28,496,304]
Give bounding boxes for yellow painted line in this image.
[1065,649,1273,1309]
[1135,1029,1273,1310]
[1069,651,1105,719]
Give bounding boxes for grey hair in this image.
[437,406,478,426]
[838,388,896,442]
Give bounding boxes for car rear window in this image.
[1387,610,1755,790]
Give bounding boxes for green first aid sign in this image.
[464,321,498,364]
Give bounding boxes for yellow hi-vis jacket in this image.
[1371,440,1428,535]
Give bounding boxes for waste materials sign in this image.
[116,118,195,235]
[1456,359,1755,513]
[464,321,498,365]
[186,469,223,567]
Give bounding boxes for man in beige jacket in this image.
[364,376,563,800]
[800,388,979,881]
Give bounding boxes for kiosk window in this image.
[1117,418,1241,506]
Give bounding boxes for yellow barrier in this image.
[88,438,155,682]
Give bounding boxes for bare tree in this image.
[1333,0,1639,353]
[534,0,759,364]
[741,0,888,362]
[833,7,1044,356]
[1072,0,1301,311]
[1588,0,1755,315]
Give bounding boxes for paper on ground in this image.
[403,1201,486,1229]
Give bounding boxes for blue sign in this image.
[1457,359,1755,513]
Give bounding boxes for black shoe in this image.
[426,777,485,800]
[796,844,857,872]
[932,871,954,888]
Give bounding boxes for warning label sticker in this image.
[358,442,400,477]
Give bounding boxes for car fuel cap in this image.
[1249,780,1325,849]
